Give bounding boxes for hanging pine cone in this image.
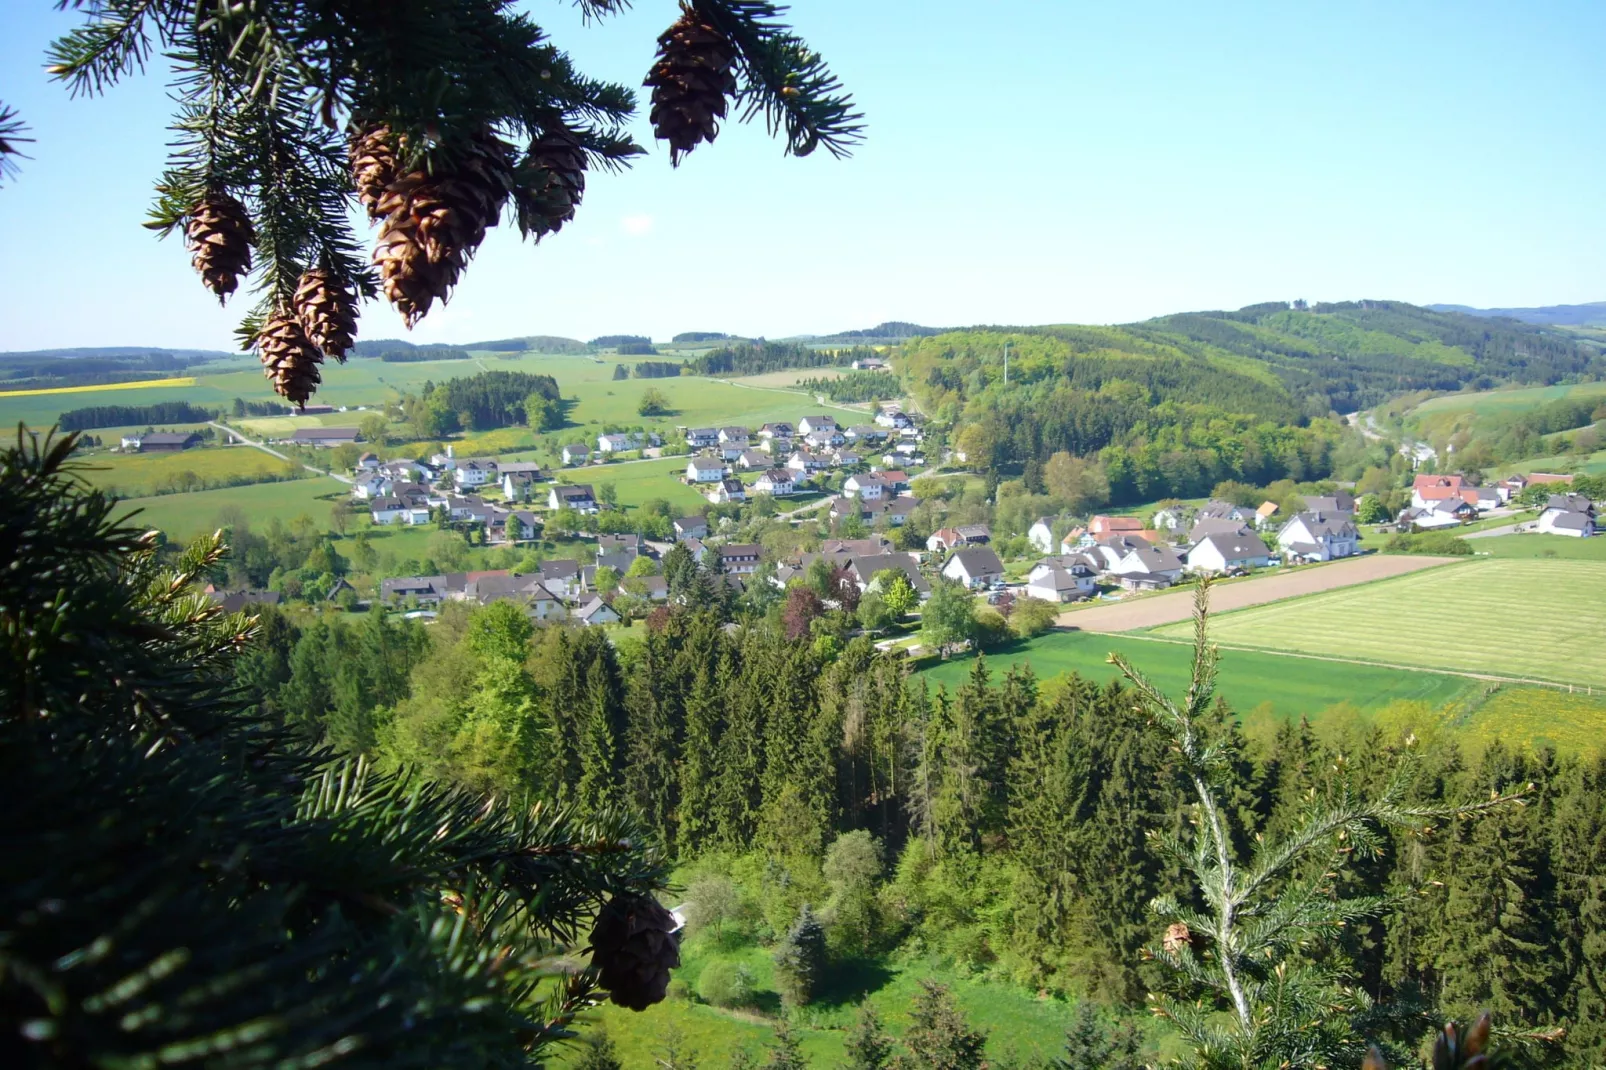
[256,308,324,407]
[292,269,358,362]
[644,3,737,165]
[1161,922,1192,954]
[587,894,680,1011]
[372,133,513,327]
[349,124,400,223]
[513,124,587,241]
[185,191,255,302]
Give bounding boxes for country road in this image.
[1463,522,1528,539]
[211,421,353,484]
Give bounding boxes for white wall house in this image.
[755,469,796,496]
[1186,532,1274,573]
[798,415,837,435]
[942,547,1005,588]
[548,485,598,514]
[1111,545,1185,589]
[1276,512,1359,561]
[686,456,725,483]
[1025,561,1095,602]
[1028,517,1056,555]
[561,444,589,466]
[1538,508,1595,537]
[843,474,885,500]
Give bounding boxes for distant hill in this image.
[1428,301,1606,327]
[0,347,232,361]
[901,300,1606,418]
[817,321,943,342]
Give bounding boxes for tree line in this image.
[59,401,218,431]
[255,593,1606,1066]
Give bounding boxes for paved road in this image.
[1055,554,1461,632]
[1464,522,1529,539]
[210,421,353,484]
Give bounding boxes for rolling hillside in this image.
[901,300,1605,419]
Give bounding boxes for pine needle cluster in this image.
[0,427,670,1066]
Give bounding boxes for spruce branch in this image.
[0,102,33,185]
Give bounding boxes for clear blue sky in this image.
[1,1,1602,352]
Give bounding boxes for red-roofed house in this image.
[1088,515,1145,537]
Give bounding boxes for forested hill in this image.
[902,300,1605,420]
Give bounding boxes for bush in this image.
[1386,532,1472,555]
[695,959,756,1008]
[1008,595,1059,638]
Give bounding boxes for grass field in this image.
[1472,533,1606,559]
[1446,683,1606,755]
[1409,380,1606,418]
[1150,559,1606,689]
[1493,447,1606,478]
[919,630,1473,724]
[77,445,303,497]
[554,933,1093,1068]
[114,476,348,539]
[0,376,198,398]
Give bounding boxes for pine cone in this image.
[513,124,587,241]
[350,124,400,223]
[645,3,737,165]
[588,894,680,1011]
[185,191,255,302]
[256,308,324,407]
[1161,922,1192,954]
[293,269,358,362]
[372,134,513,328]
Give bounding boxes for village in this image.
[206,399,1596,632]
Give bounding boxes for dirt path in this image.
[1055,555,1461,632]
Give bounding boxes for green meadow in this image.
[1149,559,1606,690]
[114,476,349,539]
[1472,533,1606,560]
[76,444,304,497]
[918,630,1474,728]
[1408,380,1606,419]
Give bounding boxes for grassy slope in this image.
[77,445,303,496]
[1149,559,1606,689]
[1409,380,1606,418]
[114,476,349,538]
[918,630,1472,726]
[557,932,1089,1068]
[1472,533,1606,560]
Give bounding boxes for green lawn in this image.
[77,445,304,497]
[554,934,1093,1068]
[1448,683,1606,755]
[1150,558,1606,689]
[114,476,349,539]
[578,458,713,513]
[1409,380,1606,419]
[919,630,1472,725]
[1472,533,1606,560]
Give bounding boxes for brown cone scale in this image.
[293,269,358,362]
[371,133,513,328]
[588,894,680,1011]
[256,309,324,408]
[645,3,737,165]
[186,192,255,302]
[350,124,400,223]
[514,124,587,241]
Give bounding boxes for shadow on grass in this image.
[812,956,896,1009]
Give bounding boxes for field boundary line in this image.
[1161,556,1484,624]
[1108,632,1599,692]
[0,376,197,398]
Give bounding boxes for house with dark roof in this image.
[755,469,796,496]
[1025,556,1097,602]
[1111,544,1185,589]
[548,484,598,514]
[132,431,202,452]
[1276,511,1359,561]
[1538,493,1596,537]
[673,516,708,541]
[1185,532,1273,573]
[709,477,746,504]
[718,543,763,575]
[942,546,1005,588]
[289,427,360,447]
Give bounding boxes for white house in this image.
[1111,545,1185,590]
[874,405,911,429]
[598,432,642,454]
[708,477,746,504]
[1025,559,1096,602]
[758,422,795,441]
[718,426,750,446]
[755,469,796,496]
[456,458,498,487]
[1402,498,1476,530]
[1538,494,1596,537]
[843,473,885,500]
[548,484,598,514]
[1028,517,1057,555]
[575,596,620,626]
[370,497,430,525]
[685,427,719,448]
[786,450,824,474]
[1186,532,1274,574]
[798,415,837,436]
[561,444,589,466]
[737,449,770,470]
[686,455,726,482]
[942,546,1005,588]
[673,516,709,541]
[1276,511,1359,562]
[352,473,391,500]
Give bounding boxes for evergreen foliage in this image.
[772,905,827,1008]
[0,428,669,1067]
[59,401,218,431]
[685,341,873,376]
[893,980,988,1070]
[846,1003,897,1070]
